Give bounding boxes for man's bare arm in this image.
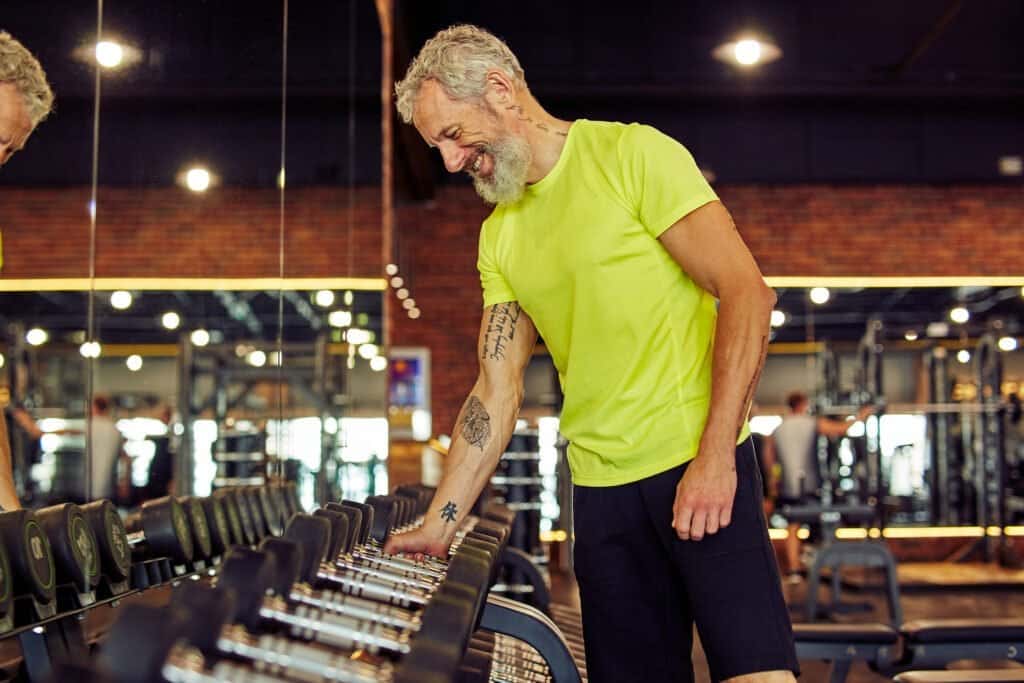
[658,201,776,540]
[0,414,22,510]
[385,301,538,555]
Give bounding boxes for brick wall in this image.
[3,183,1022,431]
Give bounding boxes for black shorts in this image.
[572,438,799,683]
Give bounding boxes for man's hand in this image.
[382,522,452,559]
[672,449,738,541]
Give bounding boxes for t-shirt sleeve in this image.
[477,220,517,309]
[619,123,719,238]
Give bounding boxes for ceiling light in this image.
[904,330,919,342]
[809,287,830,305]
[344,290,354,306]
[314,290,335,307]
[0,353,4,368]
[396,288,409,300]
[110,290,133,310]
[346,328,373,345]
[26,328,48,346]
[277,168,286,189]
[190,329,211,347]
[390,277,404,289]
[949,307,970,324]
[328,310,352,328]
[126,354,143,372]
[95,41,124,68]
[358,343,379,360]
[162,312,181,330]
[402,298,416,310]
[927,322,950,338]
[999,156,1022,177]
[246,350,267,367]
[385,264,399,276]
[770,310,786,327]
[712,36,782,68]
[184,167,212,193]
[268,351,283,367]
[957,349,971,364]
[79,341,102,359]
[370,356,388,372]
[998,336,1018,352]
[408,308,421,319]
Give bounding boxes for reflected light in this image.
[346,328,373,345]
[957,349,971,364]
[809,287,831,305]
[246,350,267,368]
[358,344,379,360]
[734,39,762,65]
[904,330,919,341]
[95,41,123,68]
[385,264,399,276]
[328,310,352,328]
[770,310,786,327]
[26,328,49,346]
[408,308,421,320]
[110,290,132,310]
[162,312,181,330]
[370,355,388,372]
[998,336,1018,352]
[185,167,212,193]
[314,290,335,308]
[190,329,211,347]
[79,341,102,359]
[949,306,970,324]
[396,288,409,300]
[126,354,143,372]
[402,299,416,311]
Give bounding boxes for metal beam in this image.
[891,0,964,76]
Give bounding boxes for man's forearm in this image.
[423,381,523,541]
[0,415,21,510]
[700,285,775,457]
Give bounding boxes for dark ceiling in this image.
[1,0,1022,188]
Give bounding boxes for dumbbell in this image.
[0,537,14,631]
[467,631,554,681]
[172,582,466,682]
[197,494,233,559]
[212,488,247,546]
[177,496,215,566]
[123,496,194,566]
[217,545,478,657]
[215,488,257,546]
[81,499,133,589]
[282,511,493,614]
[257,534,488,639]
[0,510,56,606]
[35,502,101,595]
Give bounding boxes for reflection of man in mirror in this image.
[0,31,53,510]
[0,31,53,167]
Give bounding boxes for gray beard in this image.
[471,135,532,205]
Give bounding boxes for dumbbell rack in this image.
[213,429,267,488]
[489,430,553,603]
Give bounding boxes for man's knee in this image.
[723,670,797,683]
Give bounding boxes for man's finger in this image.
[719,506,732,529]
[704,510,720,536]
[689,509,707,541]
[674,505,693,540]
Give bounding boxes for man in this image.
[89,396,125,502]
[0,31,53,509]
[762,391,873,581]
[384,25,797,682]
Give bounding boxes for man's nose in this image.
[438,141,467,174]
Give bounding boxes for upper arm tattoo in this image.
[482,302,522,362]
[460,396,492,451]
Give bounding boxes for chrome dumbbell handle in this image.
[260,596,411,655]
[289,583,420,631]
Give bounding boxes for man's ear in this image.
[483,69,516,106]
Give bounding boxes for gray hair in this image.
[0,31,54,126]
[395,24,525,124]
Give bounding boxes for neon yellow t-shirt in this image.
[478,119,750,486]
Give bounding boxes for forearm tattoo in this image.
[483,302,521,361]
[737,334,769,438]
[460,396,492,450]
[505,105,568,137]
[441,500,458,523]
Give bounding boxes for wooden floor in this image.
[551,563,1024,682]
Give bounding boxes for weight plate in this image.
[24,519,56,597]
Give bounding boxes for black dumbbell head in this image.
[241,488,269,541]
[323,503,359,553]
[172,581,239,654]
[198,496,231,558]
[418,590,477,654]
[81,500,131,583]
[259,487,286,536]
[0,510,56,604]
[393,630,464,683]
[364,496,398,544]
[340,501,373,545]
[99,604,185,682]
[178,497,212,562]
[0,539,12,622]
[215,547,275,632]
[282,513,331,583]
[212,489,246,546]
[35,503,100,593]
[139,496,194,565]
[313,509,349,561]
[228,489,256,544]
[258,537,303,596]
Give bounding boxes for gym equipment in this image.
[81,499,132,594]
[177,496,214,567]
[123,496,194,568]
[215,488,257,546]
[0,510,57,616]
[197,495,234,559]
[35,503,100,602]
[895,671,1024,682]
